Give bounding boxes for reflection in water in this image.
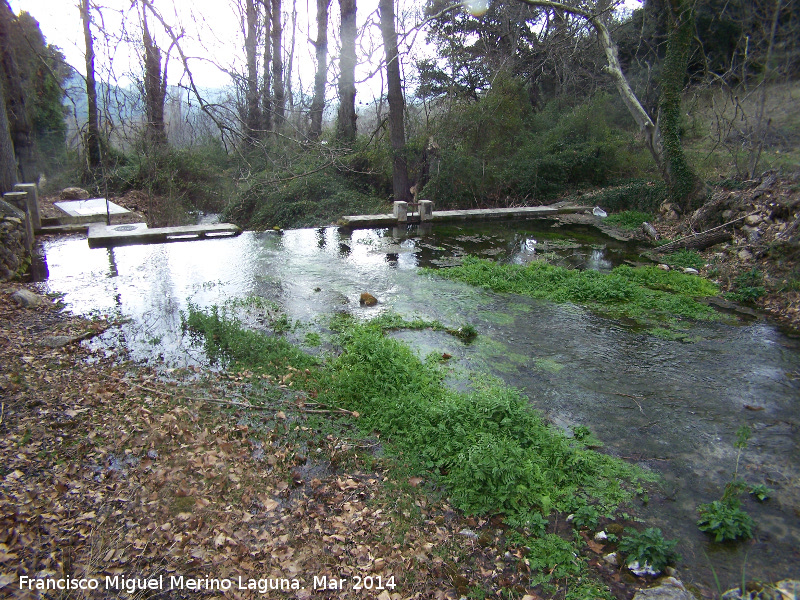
[35,221,800,589]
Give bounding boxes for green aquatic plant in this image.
[662,250,705,270]
[697,425,756,542]
[428,257,720,331]
[697,500,754,542]
[749,484,773,502]
[618,527,681,572]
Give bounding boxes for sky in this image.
[9,0,404,101]
[9,0,641,103]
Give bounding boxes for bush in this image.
[618,528,681,572]
[697,500,754,542]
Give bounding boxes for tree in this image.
[244,0,262,143]
[140,1,169,146]
[271,0,285,129]
[379,0,409,201]
[337,0,357,142]
[0,75,17,193]
[80,0,102,170]
[261,0,272,132]
[309,0,330,139]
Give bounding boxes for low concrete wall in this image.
[0,199,29,280]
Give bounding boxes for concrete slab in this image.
[338,205,590,228]
[88,222,241,248]
[55,198,131,218]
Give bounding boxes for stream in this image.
[33,219,800,591]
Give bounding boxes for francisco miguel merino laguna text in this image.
[19,574,304,593]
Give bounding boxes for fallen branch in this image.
[653,214,755,253]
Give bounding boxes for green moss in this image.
[428,257,719,331]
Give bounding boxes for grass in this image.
[428,256,720,331]
[604,210,653,230]
[185,307,652,520]
[661,250,706,270]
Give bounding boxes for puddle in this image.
[33,220,800,589]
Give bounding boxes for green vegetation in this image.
[697,500,755,542]
[603,210,652,230]
[749,484,773,502]
[726,269,767,303]
[662,250,705,270]
[697,426,756,542]
[185,307,651,520]
[181,304,318,377]
[429,256,720,330]
[618,528,681,572]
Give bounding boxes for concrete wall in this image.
[0,199,28,280]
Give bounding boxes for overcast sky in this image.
[9,0,418,104]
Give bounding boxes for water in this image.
[34,220,800,591]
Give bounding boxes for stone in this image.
[722,209,734,220]
[658,264,671,271]
[359,292,378,306]
[419,199,433,221]
[603,552,619,566]
[39,335,78,348]
[11,289,45,308]
[392,201,408,223]
[738,249,753,261]
[744,214,762,226]
[682,268,699,275]
[628,560,660,577]
[632,577,694,600]
[60,187,91,200]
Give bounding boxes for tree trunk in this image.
[748,0,782,178]
[271,0,285,130]
[0,0,35,181]
[0,75,17,194]
[244,0,261,144]
[80,0,102,170]
[658,0,705,212]
[141,4,167,146]
[285,0,297,114]
[309,0,330,139]
[654,227,733,253]
[379,0,409,202]
[261,0,272,132]
[337,0,357,142]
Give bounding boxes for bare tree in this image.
[80,0,102,170]
[309,0,330,138]
[141,1,169,146]
[337,0,357,142]
[261,0,273,132]
[271,0,285,129]
[244,0,262,142]
[379,0,409,201]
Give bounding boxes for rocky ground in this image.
[652,171,800,333]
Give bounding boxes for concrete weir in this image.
[339,203,590,228]
[88,222,241,248]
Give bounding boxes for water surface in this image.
[35,221,800,590]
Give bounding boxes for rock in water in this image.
[359,292,378,306]
[11,289,45,308]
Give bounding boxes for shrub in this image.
[697,500,754,542]
[618,527,681,572]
